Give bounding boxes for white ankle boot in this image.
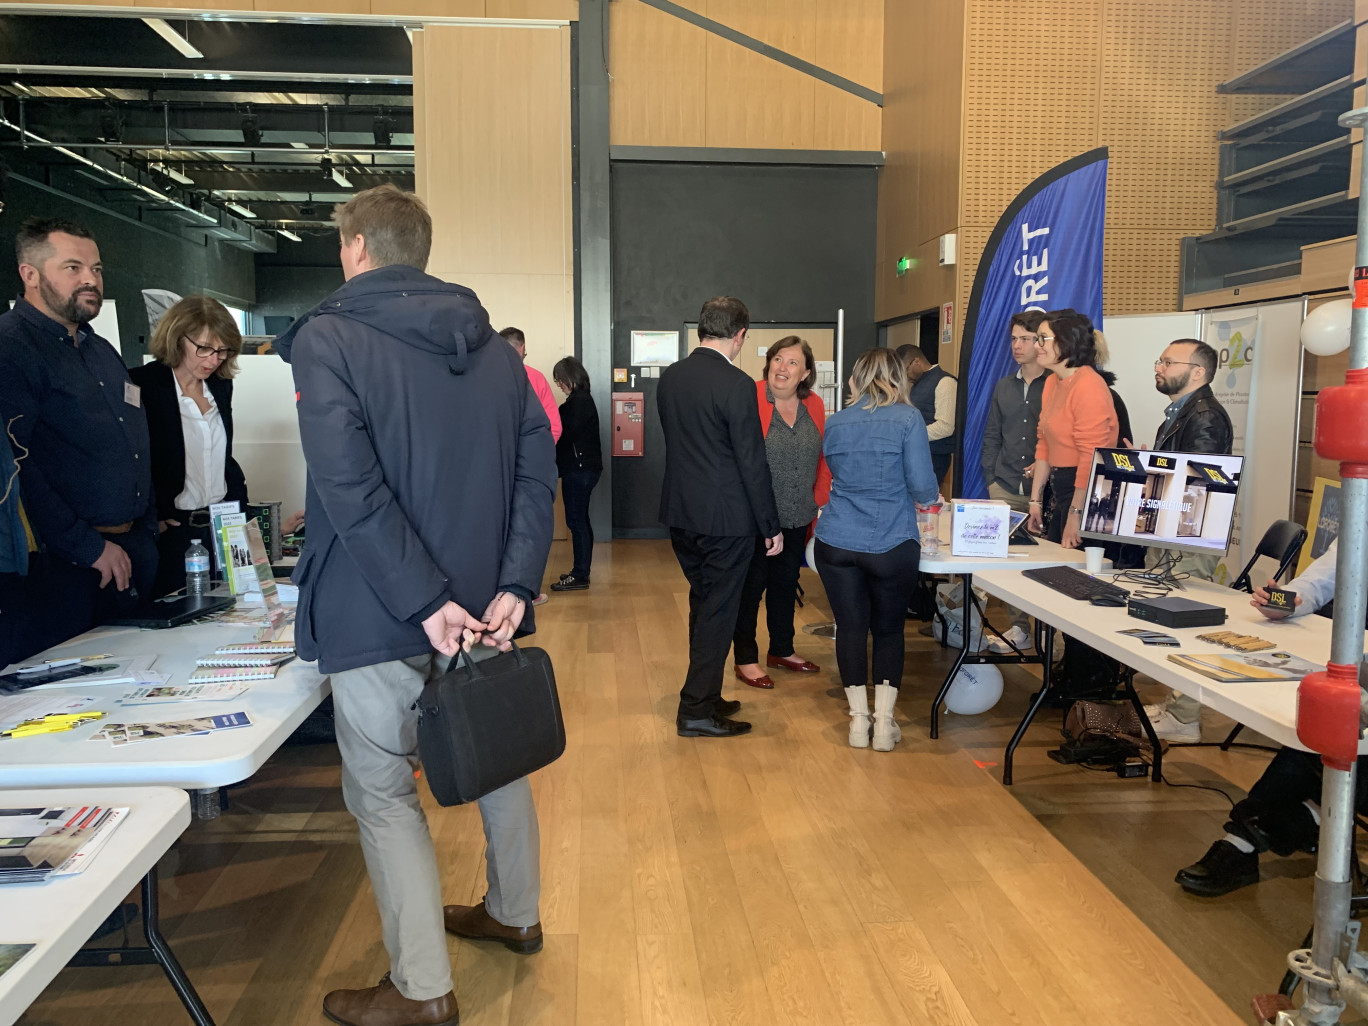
[873,682,900,752]
[844,685,870,748]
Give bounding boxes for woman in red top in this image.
[733,337,832,688]
[1026,311,1118,548]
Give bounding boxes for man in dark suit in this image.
[658,296,782,738]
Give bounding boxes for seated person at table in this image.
[1175,542,1367,897]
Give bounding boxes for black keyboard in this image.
[1022,565,1130,603]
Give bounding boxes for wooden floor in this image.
[19,539,1337,1025]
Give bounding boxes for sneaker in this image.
[1145,707,1201,743]
[532,593,548,607]
[986,625,1031,655]
[1175,840,1259,896]
[550,574,589,592]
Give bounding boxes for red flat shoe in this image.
[734,666,774,689]
[766,654,820,673]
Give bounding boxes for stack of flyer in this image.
[0,804,128,884]
[187,641,295,684]
[92,711,252,747]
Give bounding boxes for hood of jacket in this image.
[273,264,496,374]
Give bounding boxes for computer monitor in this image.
[1078,447,1243,557]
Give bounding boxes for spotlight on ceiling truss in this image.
[373,113,394,148]
[99,106,122,144]
[240,111,262,147]
[321,156,351,189]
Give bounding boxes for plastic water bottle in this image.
[185,539,211,597]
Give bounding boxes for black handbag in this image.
[416,643,566,806]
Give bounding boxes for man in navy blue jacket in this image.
[277,185,556,1026]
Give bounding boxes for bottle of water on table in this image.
[185,539,211,597]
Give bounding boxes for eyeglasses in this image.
[1036,334,1055,343]
[184,336,233,360]
[1154,358,1197,369]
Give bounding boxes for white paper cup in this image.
[1084,546,1105,574]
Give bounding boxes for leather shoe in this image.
[714,698,741,717]
[1174,840,1259,897]
[766,653,820,673]
[443,900,543,954]
[734,666,774,689]
[322,973,457,1026]
[677,713,752,737]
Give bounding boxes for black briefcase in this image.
[416,644,566,806]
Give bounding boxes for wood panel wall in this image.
[31,0,577,14]
[878,0,1352,375]
[413,23,574,384]
[607,0,882,150]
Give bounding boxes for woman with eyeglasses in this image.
[129,295,249,597]
[1025,310,1118,548]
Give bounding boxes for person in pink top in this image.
[500,327,562,443]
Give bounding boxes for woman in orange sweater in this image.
[732,336,833,688]
[1025,311,1118,548]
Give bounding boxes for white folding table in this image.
[0,620,330,817]
[971,569,1368,783]
[0,786,213,1026]
[919,538,1093,739]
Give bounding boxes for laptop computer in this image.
[104,592,235,629]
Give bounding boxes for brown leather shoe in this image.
[767,654,820,673]
[322,973,458,1026]
[734,666,774,689]
[443,900,543,954]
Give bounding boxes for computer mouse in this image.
[1089,593,1128,607]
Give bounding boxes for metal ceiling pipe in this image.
[0,141,413,155]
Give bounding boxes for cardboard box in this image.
[950,499,1011,558]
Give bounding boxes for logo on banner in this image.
[1110,452,1135,472]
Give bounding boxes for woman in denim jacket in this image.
[815,348,940,752]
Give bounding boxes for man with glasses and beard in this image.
[1123,337,1232,742]
[0,217,157,657]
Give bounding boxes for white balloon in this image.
[1300,298,1353,356]
[1348,265,1357,294]
[805,536,816,569]
[944,663,1004,715]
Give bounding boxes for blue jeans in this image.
[561,469,600,578]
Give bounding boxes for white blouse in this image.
[173,373,228,511]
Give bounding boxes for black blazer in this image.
[1153,384,1233,455]
[656,347,780,537]
[128,361,249,520]
[555,388,603,474]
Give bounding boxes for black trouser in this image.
[732,524,807,664]
[670,528,755,719]
[560,469,600,579]
[1043,466,1075,543]
[153,511,218,599]
[1227,748,1368,855]
[814,536,921,689]
[931,450,952,487]
[1,531,157,665]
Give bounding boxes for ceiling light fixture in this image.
[142,17,204,60]
[225,200,256,218]
[278,229,302,242]
[151,163,194,186]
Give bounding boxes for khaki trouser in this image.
[988,482,1032,630]
[1143,548,1221,724]
[331,647,541,1000]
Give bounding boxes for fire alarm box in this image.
[612,391,644,457]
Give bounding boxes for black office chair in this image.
[1218,519,1308,750]
[1230,519,1307,594]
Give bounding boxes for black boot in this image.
[1175,840,1259,896]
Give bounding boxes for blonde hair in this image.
[1092,329,1110,368]
[849,348,910,410]
[148,296,241,379]
[334,183,431,271]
